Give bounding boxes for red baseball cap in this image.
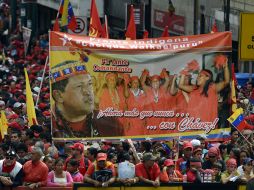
[208,147,219,157]
[38,103,47,109]
[164,159,174,167]
[7,113,19,119]
[70,143,84,152]
[183,141,193,150]
[97,153,107,161]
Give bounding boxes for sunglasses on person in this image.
[6,156,15,160]
[209,156,216,158]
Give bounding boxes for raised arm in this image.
[178,74,195,93]
[170,75,178,95]
[215,63,230,93]
[140,70,150,93]
[161,69,170,90]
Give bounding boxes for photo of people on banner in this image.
[49,31,232,139]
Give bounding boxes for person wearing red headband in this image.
[125,76,146,135]
[221,158,240,184]
[178,58,229,123]
[51,61,124,138]
[99,72,127,127]
[141,68,170,135]
[99,72,126,111]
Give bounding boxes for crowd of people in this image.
[1,128,254,188]
[1,1,254,189]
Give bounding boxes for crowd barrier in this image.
[2,183,247,190]
[74,183,248,190]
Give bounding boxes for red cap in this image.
[70,143,84,152]
[131,76,139,82]
[38,103,47,109]
[8,122,22,130]
[183,141,193,150]
[97,153,107,161]
[226,158,237,167]
[7,114,19,119]
[164,159,174,167]
[193,147,202,153]
[43,93,50,99]
[151,75,160,81]
[208,147,219,157]
[15,84,21,89]
[41,87,48,92]
[42,111,51,117]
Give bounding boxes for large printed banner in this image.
[49,31,232,140]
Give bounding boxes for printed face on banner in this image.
[50,32,232,140]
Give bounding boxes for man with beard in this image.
[51,60,124,138]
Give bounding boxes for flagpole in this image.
[104,15,109,38]
[230,123,252,146]
[36,56,48,107]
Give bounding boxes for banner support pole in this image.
[36,56,48,107]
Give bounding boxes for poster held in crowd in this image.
[22,26,32,56]
[49,31,232,140]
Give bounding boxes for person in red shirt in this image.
[186,158,202,183]
[23,147,49,189]
[176,141,193,174]
[84,153,116,187]
[160,159,183,182]
[135,153,160,187]
[141,69,170,135]
[64,143,91,176]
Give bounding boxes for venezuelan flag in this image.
[227,108,245,130]
[59,0,77,31]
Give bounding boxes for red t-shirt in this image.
[85,161,116,177]
[23,160,48,186]
[187,170,196,182]
[135,162,160,181]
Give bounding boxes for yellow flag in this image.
[231,80,237,112]
[1,111,8,139]
[24,68,38,126]
[61,0,69,26]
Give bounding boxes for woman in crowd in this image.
[237,149,250,175]
[221,158,240,184]
[178,58,230,123]
[47,158,73,187]
[239,158,254,183]
[66,159,83,182]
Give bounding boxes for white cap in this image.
[190,139,201,147]
[12,76,17,82]
[33,86,40,93]
[0,100,5,106]
[36,77,43,82]
[90,142,101,150]
[13,102,22,108]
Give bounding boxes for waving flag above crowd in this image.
[89,0,104,37]
[125,5,136,40]
[58,0,77,31]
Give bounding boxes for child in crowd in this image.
[66,159,84,182]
